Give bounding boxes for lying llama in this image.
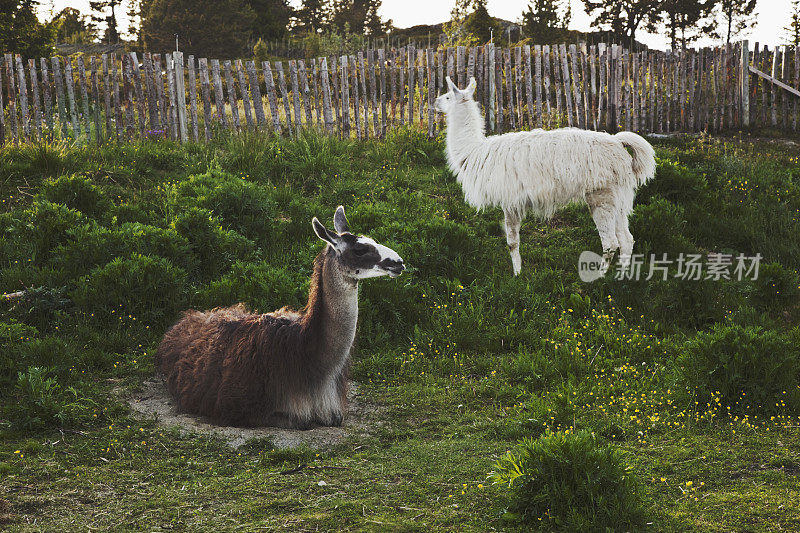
[434,76,656,275]
[155,206,405,429]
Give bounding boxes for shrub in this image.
[3,201,84,264]
[72,254,188,327]
[39,174,113,220]
[177,169,276,242]
[253,37,269,64]
[490,430,644,529]
[374,217,487,280]
[628,275,737,331]
[4,286,73,330]
[51,222,196,279]
[0,212,30,265]
[172,207,258,280]
[111,202,157,225]
[0,320,39,385]
[3,366,97,430]
[678,324,800,415]
[749,262,800,313]
[301,30,367,59]
[193,260,306,312]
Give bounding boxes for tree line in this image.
[0,0,797,60]
[510,0,760,49]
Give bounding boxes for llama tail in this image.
[615,131,656,186]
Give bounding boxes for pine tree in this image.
[53,7,98,44]
[444,0,502,46]
[582,0,659,42]
[709,0,757,45]
[786,0,800,46]
[126,0,143,43]
[297,0,329,34]
[331,0,387,36]
[246,0,292,41]
[651,0,714,49]
[521,0,572,44]
[90,0,123,44]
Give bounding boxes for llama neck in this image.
[304,248,359,370]
[446,100,486,174]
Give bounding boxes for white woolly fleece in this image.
[445,99,657,219]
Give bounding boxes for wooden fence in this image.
[0,41,798,147]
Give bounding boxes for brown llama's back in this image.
[155,303,316,427]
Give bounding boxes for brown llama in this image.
[155,206,405,429]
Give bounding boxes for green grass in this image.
[1,129,799,531]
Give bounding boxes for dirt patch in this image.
[127,378,380,449]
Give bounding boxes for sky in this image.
[36,0,795,51]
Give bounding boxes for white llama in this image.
[434,76,656,276]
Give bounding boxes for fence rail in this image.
[0,41,798,147]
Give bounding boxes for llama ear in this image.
[464,77,477,98]
[446,76,459,94]
[312,217,339,247]
[333,205,350,234]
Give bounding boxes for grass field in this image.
[1,128,799,531]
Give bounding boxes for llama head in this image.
[434,76,477,114]
[312,206,405,280]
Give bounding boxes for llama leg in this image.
[504,210,523,276]
[313,374,345,427]
[615,211,635,269]
[615,191,636,269]
[587,192,620,275]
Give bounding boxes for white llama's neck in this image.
[446,100,486,175]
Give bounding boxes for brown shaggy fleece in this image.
[155,250,348,428]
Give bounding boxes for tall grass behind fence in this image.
[0,41,797,146]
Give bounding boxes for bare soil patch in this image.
[127,378,380,449]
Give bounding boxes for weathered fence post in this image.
[246,61,265,130]
[487,43,496,132]
[320,57,335,134]
[223,60,241,132]
[40,58,53,139]
[0,57,5,145]
[378,48,388,137]
[426,47,435,138]
[174,52,188,142]
[277,61,294,135]
[29,58,42,140]
[741,40,750,128]
[198,58,213,140]
[15,55,31,141]
[262,61,281,134]
[340,56,350,137]
[187,55,199,141]
[299,60,314,128]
